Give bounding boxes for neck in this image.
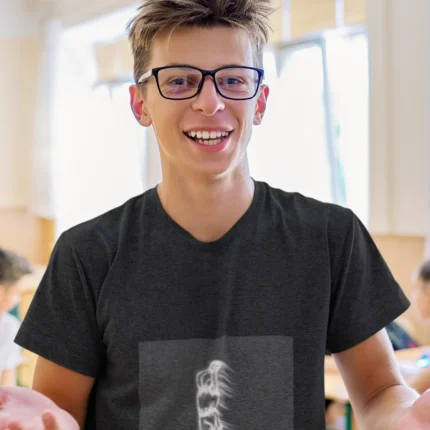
[157,159,255,242]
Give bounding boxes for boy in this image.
[1,1,430,429]
[0,249,32,386]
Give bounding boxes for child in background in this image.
[326,260,430,429]
[405,259,430,394]
[0,248,32,386]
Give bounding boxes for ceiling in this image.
[26,0,137,26]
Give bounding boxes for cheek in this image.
[236,106,257,131]
[153,105,186,135]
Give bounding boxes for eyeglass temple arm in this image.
[137,70,153,84]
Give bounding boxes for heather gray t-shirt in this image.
[16,181,409,429]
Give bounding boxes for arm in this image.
[33,357,96,429]
[408,367,430,395]
[0,368,17,386]
[333,329,419,429]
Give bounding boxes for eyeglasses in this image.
[137,65,264,101]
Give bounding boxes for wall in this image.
[0,210,54,265]
[0,0,40,208]
[373,235,429,344]
[366,0,430,340]
[0,0,55,264]
[56,0,138,27]
[367,0,430,237]
[268,0,429,240]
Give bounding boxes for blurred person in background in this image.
[326,260,430,429]
[400,260,430,394]
[0,248,32,386]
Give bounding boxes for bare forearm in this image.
[409,367,430,394]
[357,384,419,429]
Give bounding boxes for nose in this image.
[191,76,225,116]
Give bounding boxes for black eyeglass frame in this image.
[137,65,265,101]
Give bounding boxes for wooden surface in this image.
[344,0,366,25]
[0,209,56,266]
[373,235,429,346]
[290,0,336,39]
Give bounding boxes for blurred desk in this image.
[325,347,426,430]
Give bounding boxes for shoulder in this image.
[61,190,154,258]
[258,181,354,231]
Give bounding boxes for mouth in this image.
[183,130,233,146]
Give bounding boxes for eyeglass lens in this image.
[157,67,260,100]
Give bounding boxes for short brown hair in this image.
[0,248,32,289]
[127,0,274,83]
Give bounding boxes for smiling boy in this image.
[1,1,429,429]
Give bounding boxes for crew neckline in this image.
[150,179,262,250]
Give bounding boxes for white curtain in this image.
[249,44,333,204]
[51,7,148,235]
[30,18,62,219]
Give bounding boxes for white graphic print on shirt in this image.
[138,336,294,429]
[196,360,234,430]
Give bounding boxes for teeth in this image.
[186,130,231,139]
[197,139,222,146]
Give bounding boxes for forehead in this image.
[149,26,254,69]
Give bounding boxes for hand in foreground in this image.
[397,389,430,430]
[0,387,79,430]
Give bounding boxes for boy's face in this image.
[130,26,269,178]
[0,283,20,314]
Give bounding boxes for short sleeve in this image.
[326,210,410,354]
[0,315,22,371]
[15,232,106,377]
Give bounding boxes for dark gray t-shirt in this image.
[16,181,409,429]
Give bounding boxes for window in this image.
[326,32,369,223]
[85,82,147,216]
[249,29,369,224]
[53,6,147,235]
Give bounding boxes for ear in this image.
[130,85,152,127]
[253,84,270,126]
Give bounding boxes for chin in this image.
[188,156,240,177]
[193,164,234,178]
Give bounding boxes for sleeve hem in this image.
[15,331,99,378]
[328,301,411,354]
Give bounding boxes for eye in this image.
[220,77,245,85]
[169,78,188,86]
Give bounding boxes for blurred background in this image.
[1,0,429,388]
